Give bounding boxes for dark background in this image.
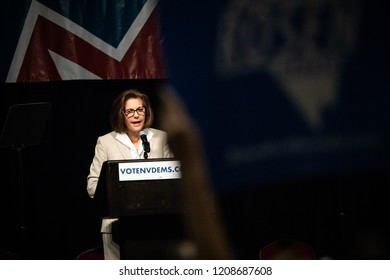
[0,79,168,259]
[1,80,389,260]
[1,0,390,260]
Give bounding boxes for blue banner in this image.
[159,0,390,190]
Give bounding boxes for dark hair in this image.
[110,89,154,133]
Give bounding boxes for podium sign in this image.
[95,159,184,218]
[118,160,181,181]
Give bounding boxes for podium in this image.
[94,159,188,259]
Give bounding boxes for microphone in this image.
[139,130,150,158]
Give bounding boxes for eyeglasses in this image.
[122,106,146,117]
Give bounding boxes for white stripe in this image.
[117,0,158,56]
[6,0,40,82]
[48,50,102,80]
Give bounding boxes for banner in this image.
[159,0,390,190]
[1,0,166,82]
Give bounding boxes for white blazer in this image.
[87,128,173,197]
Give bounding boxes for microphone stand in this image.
[0,102,51,259]
[13,144,27,258]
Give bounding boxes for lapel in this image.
[114,132,133,159]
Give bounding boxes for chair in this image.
[76,247,104,260]
[0,250,22,260]
[259,239,315,260]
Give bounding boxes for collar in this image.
[116,132,133,149]
[115,128,154,149]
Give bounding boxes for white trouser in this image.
[102,233,120,260]
[101,218,120,260]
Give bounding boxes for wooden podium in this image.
[94,159,187,259]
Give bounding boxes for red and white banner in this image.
[5,0,167,82]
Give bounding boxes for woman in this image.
[87,89,173,259]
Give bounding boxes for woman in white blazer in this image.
[87,89,173,259]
